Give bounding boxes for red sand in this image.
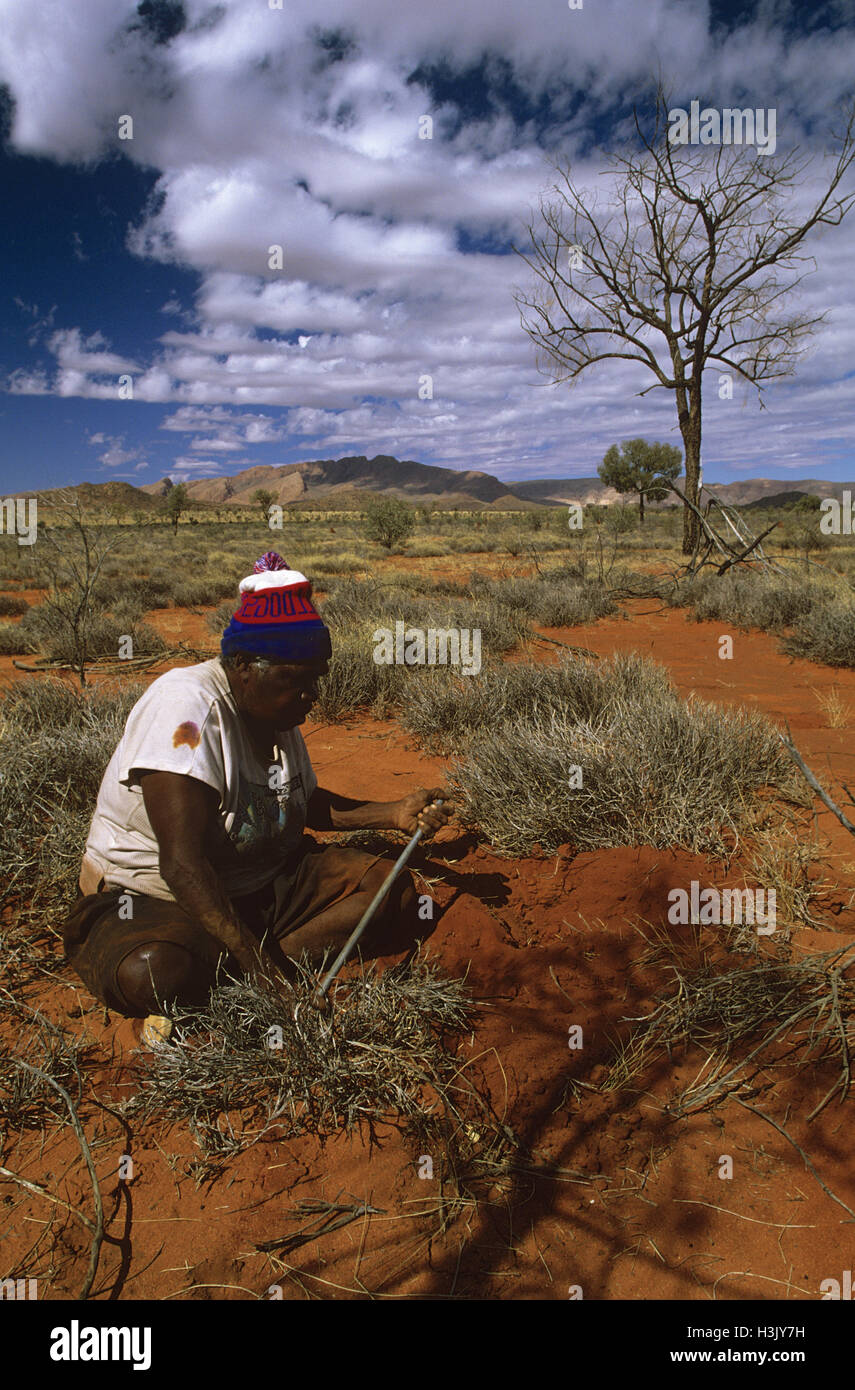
[2,598,855,1300]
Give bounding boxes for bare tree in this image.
[513,91,855,553]
[38,491,126,686]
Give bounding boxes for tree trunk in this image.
[679,406,702,555]
[638,491,645,524]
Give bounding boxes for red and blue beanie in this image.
[221,552,332,662]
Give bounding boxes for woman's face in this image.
[228,656,329,728]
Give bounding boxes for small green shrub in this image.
[363,498,416,549]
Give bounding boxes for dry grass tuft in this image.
[428,653,802,856]
[781,601,855,669]
[0,679,145,945]
[604,942,855,1118]
[812,685,852,729]
[746,824,835,934]
[129,954,510,1178]
[0,1003,89,1135]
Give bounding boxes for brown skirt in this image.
[62,836,387,1016]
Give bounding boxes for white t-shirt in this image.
[82,659,317,901]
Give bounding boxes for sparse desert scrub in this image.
[289,550,368,576]
[780,600,855,668]
[0,623,28,654]
[469,574,617,627]
[667,569,823,631]
[109,567,239,609]
[16,604,166,664]
[665,567,855,669]
[320,578,527,655]
[205,600,235,635]
[603,939,855,1118]
[0,595,28,617]
[406,540,455,557]
[169,575,238,608]
[104,569,186,609]
[0,1004,90,1130]
[400,650,673,755]
[746,824,835,934]
[313,576,383,624]
[411,653,801,855]
[827,549,855,581]
[0,678,145,921]
[313,624,408,721]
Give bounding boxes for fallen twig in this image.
[0,1165,96,1233]
[533,634,600,659]
[254,1200,385,1254]
[10,1060,104,1299]
[735,1098,855,1224]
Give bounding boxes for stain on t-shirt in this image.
[172,720,201,749]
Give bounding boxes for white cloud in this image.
[189,433,243,451]
[86,432,146,470]
[49,328,140,379]
[170,455,237,478]
[1,0,853,476]
[6,367,51,394]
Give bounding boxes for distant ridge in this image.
[140,454,534,510]
[511,475,855,508]
[705,478,855,506]
[18,456,855,512]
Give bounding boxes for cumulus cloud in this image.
[86,431,147,470]
[1,0,853,477]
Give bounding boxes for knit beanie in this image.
[220,552,332,662]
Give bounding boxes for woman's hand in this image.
[393,787,453,839]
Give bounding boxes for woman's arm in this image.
[306,785,451,837]
[140,770,282,983]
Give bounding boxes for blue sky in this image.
[1,0,854,495]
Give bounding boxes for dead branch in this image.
[716,522,780,575]
[778,724,855,836]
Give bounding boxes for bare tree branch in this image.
[513,86,855,553]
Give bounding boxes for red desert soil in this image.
[2,598,855,1300]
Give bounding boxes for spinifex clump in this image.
[131,954,497,1163]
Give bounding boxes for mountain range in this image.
[24,456,855,511]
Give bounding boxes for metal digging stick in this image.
[309,801,443,1014]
